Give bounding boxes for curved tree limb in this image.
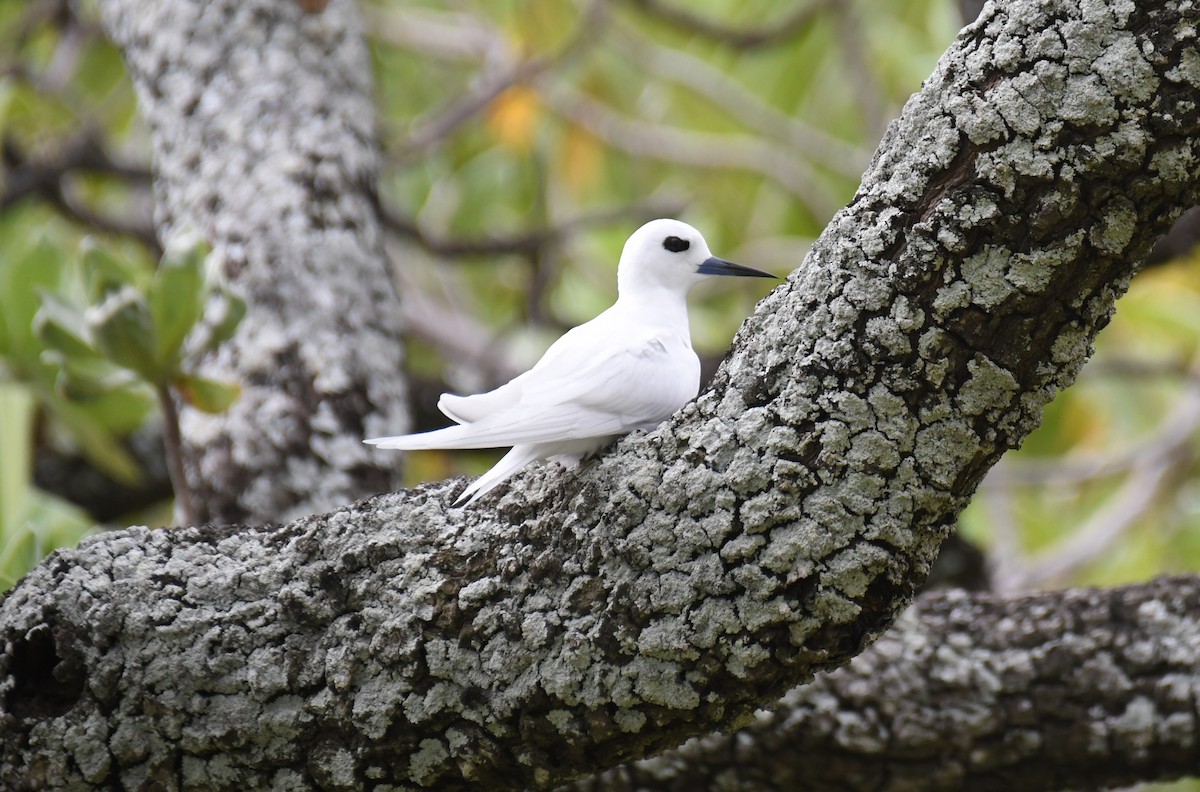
[3,0,1200,789]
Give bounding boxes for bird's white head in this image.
[616,218,774,299]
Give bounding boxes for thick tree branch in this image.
[3,0,1200,789]
[98,0,410,525]
[581,575,1200,791]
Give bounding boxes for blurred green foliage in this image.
[0,217,151,590]
[37,236,244,413]
[0,381,93,592]
[0,222,241,589]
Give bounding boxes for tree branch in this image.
[3,0,1200,789]
[623,0,830,51]
[540,86,842,218]
[392,1,606,159]
[579,575,1200,791]
[0,133,158,253]
[382,201,681,260]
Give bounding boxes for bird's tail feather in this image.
[365,408,592,451]
[455,444,543,506]
[364,424,498,450]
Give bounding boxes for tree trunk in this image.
[3,0,1200,789]
[99,0,410,525]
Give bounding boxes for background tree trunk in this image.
[98,0,410,525]
[3,0,1200,789]
[578,575,1200,791]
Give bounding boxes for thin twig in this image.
[624,0,831,50]
[983,357,1196,487]
[980,476,1025,593]
[382,200,681,259]
[830,3,888,139]
[1014,455,1178,590]
[392,270,522,389]
[1,133,149,206]
[1,133,158,252]
[1084,355,1192,380]
[523,152,553,326]
[542,86,842,217]
[607,22,869,177]
[998,373,1200,590]
[393,1,607,158]
[157,385,198,527]
[13,0,73,50]
[50,182,160,255]
[360,6,499,63]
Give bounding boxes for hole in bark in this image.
[7,622,85,721]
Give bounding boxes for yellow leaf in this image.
[561,123,604,197]
[486,86,540,152]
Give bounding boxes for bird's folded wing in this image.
[435,321,607,424]
[519,332,697,420]
[369,334,696,450]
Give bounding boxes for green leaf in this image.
[0,384,33,537]
[44,397,143,486]
[81,237,140,301]
[202,288,247,352]
[172,373,241,414]
[43,355,152,424]
[72,385,155,437]
[34,291,97,359]
[0,488,95,594]
[0,239,66,370]
[150,239,209,371]
[85,285,163,383]
[44,352,119,400]
[190,288,247,357]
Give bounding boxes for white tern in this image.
[366,218,776,506]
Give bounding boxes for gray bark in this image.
[98,0,409,525]
[3,0,1200,789]
[579,575,1200,791]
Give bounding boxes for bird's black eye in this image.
[662,236,690,253]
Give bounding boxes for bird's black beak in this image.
[696,256,777,279]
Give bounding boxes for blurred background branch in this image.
[621,0,831,50]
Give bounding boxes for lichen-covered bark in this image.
[580,575,1200,792]
[98,0,409,525]
[3,0,1200,789]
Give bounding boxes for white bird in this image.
[366,218,776,506]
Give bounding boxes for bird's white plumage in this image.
[366,218,774,506]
